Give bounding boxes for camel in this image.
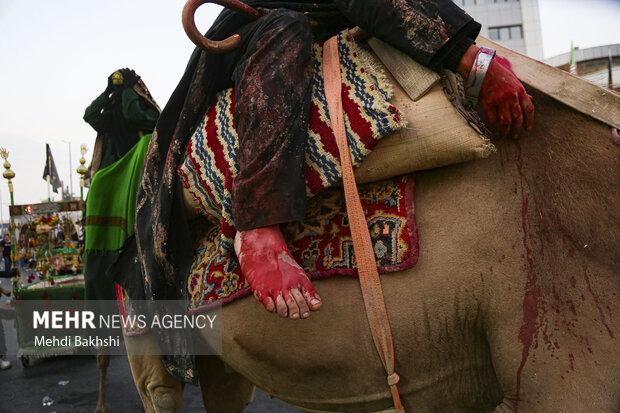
[122,37,620,412]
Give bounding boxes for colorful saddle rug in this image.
[187,175,418,312]
[178,30,406,257]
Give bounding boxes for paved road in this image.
[0,277,302,413]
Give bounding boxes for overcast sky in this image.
[0,0,619,223]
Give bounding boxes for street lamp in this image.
[0,185,4,232]
[1,148,16,271]
[61,139,73,200]
[77,144,88,201]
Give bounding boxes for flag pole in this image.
[608,48,613,90]
[569,41,577,75]
[47,151,52,202]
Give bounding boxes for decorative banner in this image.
[43,143,62,193]
[9,200,85,217]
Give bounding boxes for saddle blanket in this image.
[187,175,418,312]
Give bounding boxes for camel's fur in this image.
[125,84,619,412]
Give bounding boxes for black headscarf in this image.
[109,72,161,158]
[87,70,161,177]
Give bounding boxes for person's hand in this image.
[479,56,534,139]
[105,74,115,95]
[121,68,138,88]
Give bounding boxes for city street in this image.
[0,277,300,413]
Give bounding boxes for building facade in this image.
[454,0,544,60]
[545,44,620,91]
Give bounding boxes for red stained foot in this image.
[234,226,322,319]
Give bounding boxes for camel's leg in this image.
[125,333,184,413]
[94,348,110,413]
[196,355,255,412]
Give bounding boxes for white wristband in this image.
[464,47,496,104]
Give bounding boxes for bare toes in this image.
[275,294,288,318]
[263,296,276,313]
[291,288,310,318]
[285,292,301,320]
[302,288,322,311]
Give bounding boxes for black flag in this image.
[43,144,62,193]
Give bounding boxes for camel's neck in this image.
[497,89,619,269]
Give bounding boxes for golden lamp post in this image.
[1,148,17,270]
[77,144,88,201]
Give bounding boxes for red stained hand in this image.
[479,55,534,139]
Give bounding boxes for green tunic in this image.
[84,88,159,133]
[84,88,159,170]
[84,134,151,301]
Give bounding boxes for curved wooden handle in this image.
[182,0,261,53]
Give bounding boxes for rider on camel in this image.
[132,0,533,326]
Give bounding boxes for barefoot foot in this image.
[234,226,321,319]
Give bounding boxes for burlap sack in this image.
[353,38,495,184]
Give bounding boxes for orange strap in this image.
[323,36,404,411]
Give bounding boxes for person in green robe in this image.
[83,69,160,303]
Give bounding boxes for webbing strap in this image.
[323,36,404,412]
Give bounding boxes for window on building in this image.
[487,24,524,41]
[500,26,510,40]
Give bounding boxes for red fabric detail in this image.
[187,98,222,211]
[342,84,374,151]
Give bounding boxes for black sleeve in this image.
[434,20,480,71]
[334,0,480,70]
